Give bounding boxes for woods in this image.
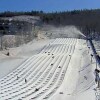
[0,9,100,37]
[0,9,100,49]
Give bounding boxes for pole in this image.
[96,59,97,69]
[1,33,3,50]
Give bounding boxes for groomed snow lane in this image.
[0,38,85,100]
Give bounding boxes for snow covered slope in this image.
[0,38,96,100]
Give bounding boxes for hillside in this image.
[0,38,97,100]
[0,26,99,100]
[0,9,100,40]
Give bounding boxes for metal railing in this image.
[88,38,100,100]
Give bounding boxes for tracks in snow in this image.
[0,38,77,100]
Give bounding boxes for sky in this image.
[0,0,100,12]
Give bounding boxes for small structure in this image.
[58,66,61,68]
[59,92,63,94]
[95,69,100,88]
[84,76,87,80]
[6,52,10,56]
[51,63,53,66]
[91,54,93,62]
[52,56,54,58]
[25,79,27,83]
[17,76,19,80]
[35,88,39,92]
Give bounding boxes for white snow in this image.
[2,15,40,24]
[0,27,99,100]
[93,40,100,55]
[0,39,51,79]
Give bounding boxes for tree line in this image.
[40,9,100,39]
[0,9,100,39]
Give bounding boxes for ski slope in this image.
[0,38,96,100]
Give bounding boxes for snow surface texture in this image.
[0,38,96,100]
[93,40,100,56]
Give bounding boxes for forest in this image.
[0,9,100,39]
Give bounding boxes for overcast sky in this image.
[0,0,100,12]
